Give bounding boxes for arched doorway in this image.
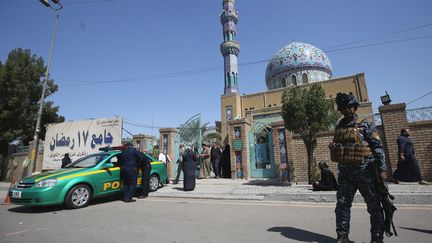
[248,121,276,178]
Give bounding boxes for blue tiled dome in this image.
[265,42,333,90]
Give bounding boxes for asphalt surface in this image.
[1,178,431,205]
[1,197,431,243]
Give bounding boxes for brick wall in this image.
[378,103,432,181]
[289,131,336,183]
[271,103,432,183]
[408,121,432,180]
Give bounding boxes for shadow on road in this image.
[243,179,292,187]
[172,187,187,191]
[7,193,122,213]
[267,226,335,243]
[8,205,64,214]
[400,226,432,234]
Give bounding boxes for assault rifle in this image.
[374,164,398,237]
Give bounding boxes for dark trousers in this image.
[175,161,184,181]
[212,159,220,177]
[140,165,151,196]
[121,167,137,201]
[335,164,384,241]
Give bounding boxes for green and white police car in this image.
[8,147,168,209]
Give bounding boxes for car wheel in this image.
[149,174,160,192]
[65,184,92,209]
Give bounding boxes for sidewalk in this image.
[1,178,431,205]
[150,178,432,204]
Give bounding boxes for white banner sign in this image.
[43,116,123,170]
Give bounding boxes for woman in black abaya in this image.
[183,144,198,191]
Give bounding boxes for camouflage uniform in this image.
[332,99,387,242]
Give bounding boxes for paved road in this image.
[1,197,431,243]
[2,179,432,204]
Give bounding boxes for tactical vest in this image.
[330,119,372,164]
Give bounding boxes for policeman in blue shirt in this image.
[118,142,144,203]
[330,93,387,243]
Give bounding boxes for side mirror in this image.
[103,163,114,169]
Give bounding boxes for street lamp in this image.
[28,0,63,176]
[380,91,392,105]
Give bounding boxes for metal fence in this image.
[406,106,432,122]
[372,106,432,126]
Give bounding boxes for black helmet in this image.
[335,92,359,110]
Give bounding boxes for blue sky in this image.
[1,0,431,137]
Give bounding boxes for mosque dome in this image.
[265,42,333,90]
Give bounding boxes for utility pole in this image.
[28,0,63,176]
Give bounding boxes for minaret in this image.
[220,0,240,94]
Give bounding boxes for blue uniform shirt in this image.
[119,146,145,168]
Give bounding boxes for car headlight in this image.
[35,179,58,188]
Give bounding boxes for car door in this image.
[95,154,122,196]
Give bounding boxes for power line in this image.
[324,23,432,49]
[124,120,164,129]
[59,34,432,87]
[407,90,432,105]
[324,34,432,53]
[122,127,134,137]
[61,66,221,87]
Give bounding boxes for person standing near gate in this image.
[173,144,185,184]
[201,143,211,178]
[210,142,222,178]
[183,144,198,191]
[330,92,387,243]
[118,142,144,203]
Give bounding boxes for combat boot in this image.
[336,236,354,243]
[370,233,383,243]
[370,238,383,243]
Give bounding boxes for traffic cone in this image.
[3,176,16,205]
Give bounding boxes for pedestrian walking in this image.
[393,128,430,185]
[183,144,198,191]
[330,92,387,243]
[118,142,144,203]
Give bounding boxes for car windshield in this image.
[144,153,156,161]
[67,153,109,168]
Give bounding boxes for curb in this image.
[150,193,265,201]
[266,193,432,204]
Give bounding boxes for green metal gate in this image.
[172,114,203,178]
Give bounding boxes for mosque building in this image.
[219,0,373,181]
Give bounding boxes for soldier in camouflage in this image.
[330,93,387,243]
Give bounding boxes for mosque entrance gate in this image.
[248,120,276,178]
[172,114,203,179]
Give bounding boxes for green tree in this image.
[203,131,222,145]
[281,84,339,184]
[0,48,64,158]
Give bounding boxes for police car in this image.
[8,146,168,209]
